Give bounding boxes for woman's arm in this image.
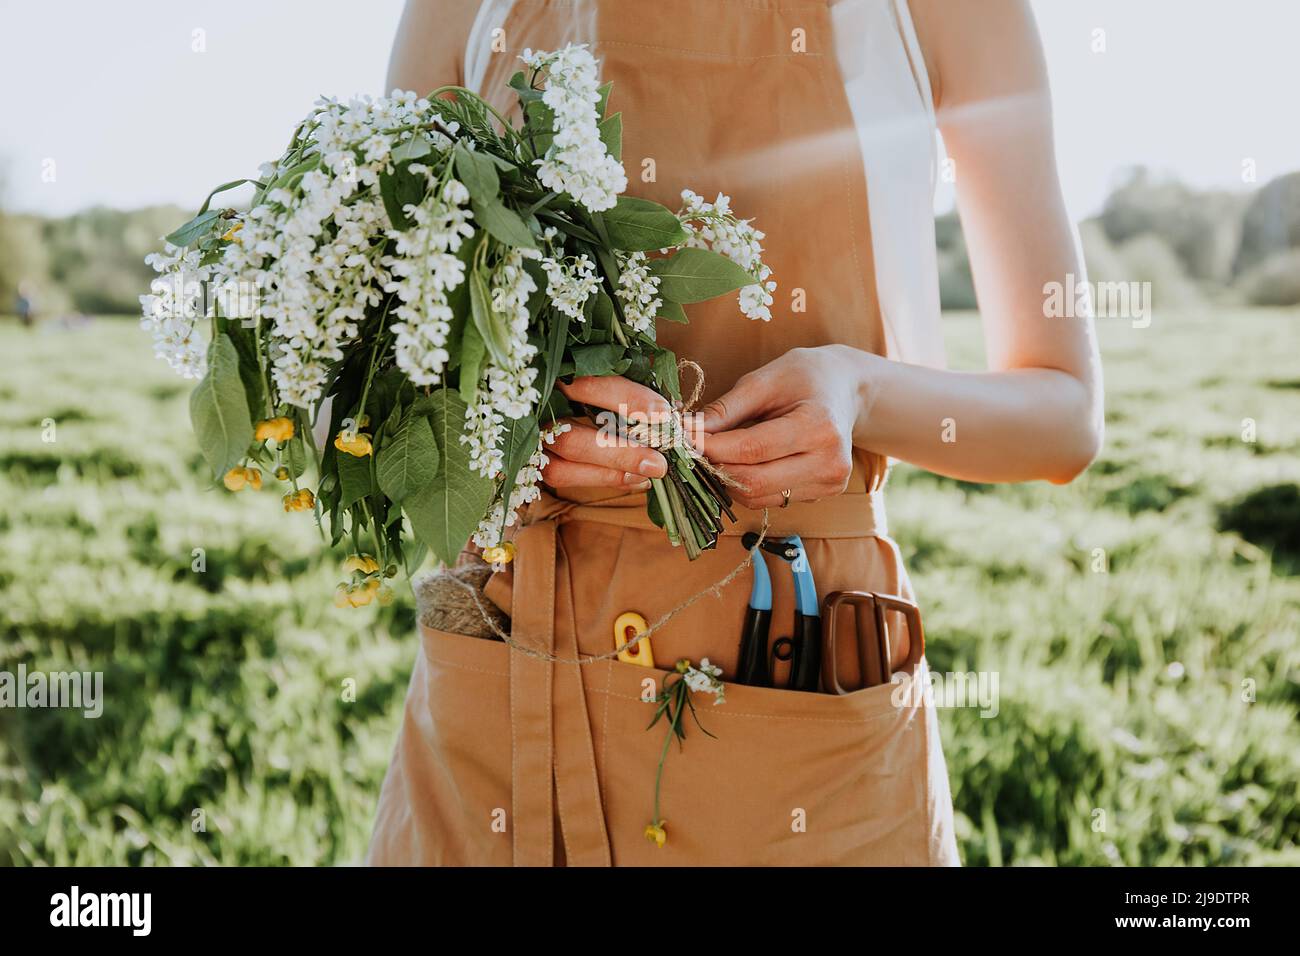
[701,0,1103,505]
[386,0,482,94]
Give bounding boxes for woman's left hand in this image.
[699,345,866,509]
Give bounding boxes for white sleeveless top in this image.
[463,0,946,370]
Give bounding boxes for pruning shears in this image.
[735,533,821,692]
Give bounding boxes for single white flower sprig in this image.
[644,657,726,849]
[521,44,628,212]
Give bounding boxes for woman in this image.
[368,0,1102,866]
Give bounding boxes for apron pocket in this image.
[586,657,933,865]
[376,625,514,865]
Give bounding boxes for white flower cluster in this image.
[462,248,544,479]
[614,251,663,333]
[522,45,627,212]
[139,245,211,379]
[385,173,476,388]
[682,658,727,705]
[472,421,571,549]
[678,189,777,322]
[540,252,601,320]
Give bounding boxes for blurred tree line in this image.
[939,167,1300,311]
[1,166,1298,318]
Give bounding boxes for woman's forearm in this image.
[845,346,1103,485]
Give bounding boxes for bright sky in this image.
[2,0,1297,221]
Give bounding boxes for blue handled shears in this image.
[735,533,821,692]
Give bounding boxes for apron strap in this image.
[509,519,614,866]
[509,521,557,866]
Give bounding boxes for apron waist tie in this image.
[526,489,888,539]
[509,520,613,867]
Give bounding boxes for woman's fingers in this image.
[702,416,803,465]
[699,369,780,432]
[541,458,653,490]
[547,421,667,478]
[559,375,673,421]
[721,452,848,507]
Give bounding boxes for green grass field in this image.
[1,309,1297,865]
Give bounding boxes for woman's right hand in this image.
[541,376,671,491]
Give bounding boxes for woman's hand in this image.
[541,376,671,491]
[700,346,866,509]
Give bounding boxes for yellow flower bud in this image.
[244,467,262,490]
[347,585,374,608]
[221,222,244,243]
[644,823,667,848]
[296,488,316,510]
[334,431,374,457]
[342,554,382,576]
[482,541,517,566]
[255,417,295,443]
[274,466,290,481]
[223,468,248,491]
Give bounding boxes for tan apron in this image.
[367,0,960,866]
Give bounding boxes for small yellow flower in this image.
[482,541,517,566]
[343,554,381,575]
[347,584,374,608]
[334,431,373,457]
[283,488,315,512]
[255,417,295,443]
[221,221,244,243]
[223,467,248,491]
[274,466,290,481]
[644,822,667,848]
[244,467,262,490]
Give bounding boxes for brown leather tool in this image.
[820,591,925,694]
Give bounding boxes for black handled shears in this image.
[735,533,821,693]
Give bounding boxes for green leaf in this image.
[380,165,427,230]
[509,71,544,103]
[454,141,500,204]
[189,333,253,479]
[494,416,540,529]
[392,133,433,163]
[572,343,622,377]
[538,308,569,408]
[598,112,623,163]
[469,268,512,367]
[264,157,320,195]
[166,209,223,248]
[285,435,308,479]
[653,348,681,402]
[656,300,689,323]
[459,318,487,405]
[591,289,615,334]
[600,196,688,252]
[649,247,757,303]
[471,197,537,249]
[197,178,257,216]
[218,315,265,417]
[377,412,439,503]
[523,99,556,156]
[337,453,374,510]
[596,81,614,118]
[403,389,496,566]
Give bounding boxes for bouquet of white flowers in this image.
[141,45,775,605]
